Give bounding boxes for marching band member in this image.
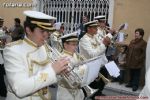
[94,16,116,96]
[94,16,107,41]
[50,22,64,52]
[94,15,113,44]
[79,20,105,59]
[42,24,58,100]
[57,32,85,100]
[94,16,116,61]
[0,17,7,97]
[79,20,110,99]
[3,10,69,100]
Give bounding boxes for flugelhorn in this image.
[44,41,81,89]
[44,41,98,97]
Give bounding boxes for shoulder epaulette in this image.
[53,31,60,37]
[6,40,23,47]
[76,53,86,61]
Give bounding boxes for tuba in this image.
[44,42,97,97]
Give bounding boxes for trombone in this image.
[99,73,110,84]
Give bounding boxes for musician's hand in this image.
[61,68,71,77]
[110,29,117,35]
[52,57,69,74]
[103,36,111,46]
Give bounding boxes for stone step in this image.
[0,96,5,100]
[104,82,142,96]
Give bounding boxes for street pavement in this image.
[103,82,141,96]
[0,82,142,100]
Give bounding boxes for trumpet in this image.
[45,41,81,89]
[44,41,98,97]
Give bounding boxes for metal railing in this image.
[36,0,110,33]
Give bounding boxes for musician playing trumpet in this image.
[3,10,69,100]
[50,22,64,52]
[57,32,86,100]
[94,16,113,44]
[79,20,110,99]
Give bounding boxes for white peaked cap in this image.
[60,31,78,42]
[84,20,98,27]
[60,31,77,39]
[23,10,56,20]
[94,15,106,20]
[23,10,56,31]
[54,22,64,30]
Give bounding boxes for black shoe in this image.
[125,84,132,88]
[132,86,138,91]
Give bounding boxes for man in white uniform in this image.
[3,10,69,100]
[57,32,86,100]
[79,20,107,59]
[50,22,64,52]
[94,15,113,44]
[79,20,110,99]
[0,17,7,97]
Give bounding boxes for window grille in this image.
[37,0,112,34]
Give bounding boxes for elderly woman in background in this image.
[125,28,147,91]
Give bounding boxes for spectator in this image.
[115,45,128,84]
[2,26,12,43]
[126,28,147,91]
[77,15,89,40]
[10,18,24,41]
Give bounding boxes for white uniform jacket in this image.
[57,50,85,100]
[0,28,5,64]
[95,28,113,44]
[3,37,57,100]
[79,33,106,59]
[95,28,106,43]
